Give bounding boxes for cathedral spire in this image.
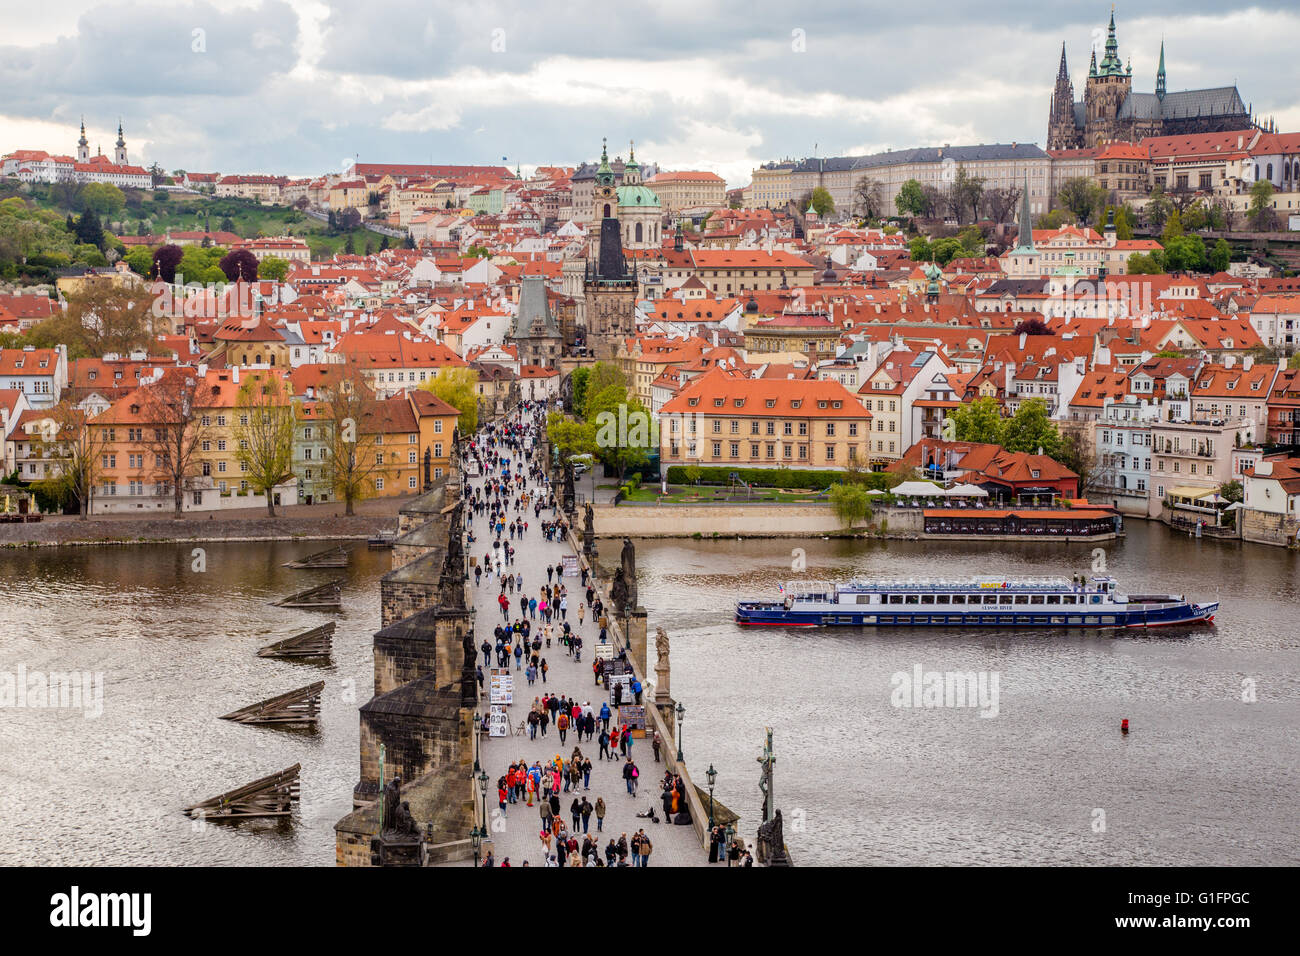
[116,119,125,148]
[1088,48,1097,78]
[1099,9,1123,76]
[1156,40,1166,100]
[1057,42,1069,81]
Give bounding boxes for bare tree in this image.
[32,401,105,519]
[852,176,886,221]
[233,372,297,516]
[140,369,211,515]
[323,359,383,516]
[980,185,1022,225]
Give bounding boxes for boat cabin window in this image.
[1014,595,1029,605]
[1062,595,1077,605]
[905,594,919,604]
[951,595,965,605]
[889,595,903,604]
[1046,594,1061,604]
[921,595,935,605]
[1030,595,1045,605]
[983,595,998,605]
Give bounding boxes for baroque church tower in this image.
[76,118,89,163]
[114,120,128,166]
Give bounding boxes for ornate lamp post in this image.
[705,763,717,829]
[470,825,483,867]
[477,769,489,835]
[674,701,685,763]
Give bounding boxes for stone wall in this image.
[591,502,924,538]
[1241,508,1300,548]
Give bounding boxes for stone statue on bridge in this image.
[562,461,576,514]
[620,537,638,610]
[756,808,791,866]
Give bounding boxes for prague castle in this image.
[1047,13,1254,150]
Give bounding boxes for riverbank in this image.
[0,496,407,548]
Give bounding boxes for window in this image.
[376,478,385,490]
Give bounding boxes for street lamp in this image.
[477,769,489,835]
[470,825,483,867]
[724,823,735,868]
[674,701,685,763]
[705,763,717,829]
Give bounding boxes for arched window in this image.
[1255,164,1260,180]
[603,203,611,218]
[635,222,643,243]
[1267,163,1274,180]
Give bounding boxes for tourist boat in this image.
[734,575,1218,628]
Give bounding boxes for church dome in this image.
[617,184,660,208]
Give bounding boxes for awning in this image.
[1168,485,1213,500]
[947,483,989,497]
[892,480,946,497]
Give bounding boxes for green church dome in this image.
[617,184,660,208]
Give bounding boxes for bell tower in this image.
[114,120,128,165]
[76,117,89,163]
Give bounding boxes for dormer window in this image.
[765,399,776,408]
[713,398,724,407]
[790,400,801,409]
[687,397,699,407]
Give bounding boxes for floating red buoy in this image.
[1121,719,1129,734]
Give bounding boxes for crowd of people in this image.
[467,401,754,868]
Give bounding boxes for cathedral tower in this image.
[1083,12,1131,146]
[1047,43,1083,150]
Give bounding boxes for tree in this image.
[829,482,873,531]
[219,248,259,282]
[1247,179,1276,231]
[1035,208,1068,230]
[582,362,628,419]
[80,183,125,219]
[140,369,212,515]
[1014,317,1052,335]
[43,279,159,358]
[546,412,598,460]
[1126,252,1164,275]
[948,166,985,226]
[1057,177,1106,226]
[233,373,297,516]
[808,187,834,218]
[852,177,886,221]
[568,366,590,414]
[1218,479,1244,504]
[124,245,153,277]
[220,217,235,233]
[948,397,1005,445]
[152,243,184,282]
[980,185,1022,225]
[1163,234,1207,273]
[324,361,382,516]
[908,236,932,262]
[32,402,104,519]
[74,208,105,250]
[1145,186,1172,229]
[896,178,927,218]
[1000,398,1061,457]
[421,366,478,434]
[258,255,289,281]
[1161,209,1184,244]
[589,388,651,480]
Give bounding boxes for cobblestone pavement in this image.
[464,418,707,868]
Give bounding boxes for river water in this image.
[1,523,1296,865]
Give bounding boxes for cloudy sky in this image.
[2,0,1298,186]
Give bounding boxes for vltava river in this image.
[0,523,1296,865]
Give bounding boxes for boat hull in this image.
[734,601,1218,629]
